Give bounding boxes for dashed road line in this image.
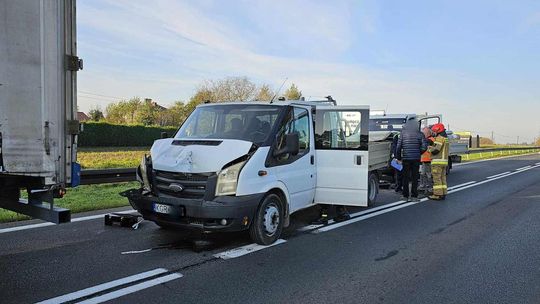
[486,172,511,179]
[36,268,168,304]
[214,239,287,260]
[516,165,532,171]
[76,273,183,304]
[448,181,476,190]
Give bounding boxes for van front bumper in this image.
[122,189,262,233]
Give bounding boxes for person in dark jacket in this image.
[396,118,428,202]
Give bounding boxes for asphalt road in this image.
[1,153,540,304]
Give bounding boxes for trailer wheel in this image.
[368,172,379,206]
[0,187,20,203]
[249,193,284,245]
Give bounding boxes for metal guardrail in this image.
[80,168,137,185]
[457,146,540,155]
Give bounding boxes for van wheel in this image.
[249,193,284,245]
[368,172,379,206]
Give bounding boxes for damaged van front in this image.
[123,103,289,243]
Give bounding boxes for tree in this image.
[283,83,302,100]
[88,106,104,121]
[536,137,540,146]
[199,76,257,102]
[159,101,188,126]
[254,84,274,101]
[136,99,161,126]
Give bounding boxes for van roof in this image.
[196,100,369,109]
[194,99,358,107]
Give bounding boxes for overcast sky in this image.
[77,0,540,144]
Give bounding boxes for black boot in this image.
[311,208,329,225]
[334,206,351,222]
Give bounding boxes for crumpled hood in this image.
[150,138,254,173]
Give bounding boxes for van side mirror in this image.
[161,132,169,139]
[273,133,300,157]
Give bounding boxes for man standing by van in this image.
[396,119,427,202]
[428,123,449,200]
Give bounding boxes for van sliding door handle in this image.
[311,155,315,165]
[355,155,362,165]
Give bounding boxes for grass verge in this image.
[0,182,138,223]
[78,149,148,169]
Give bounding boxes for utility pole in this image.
[491,131,494,143]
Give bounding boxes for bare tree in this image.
[200,76,257,102]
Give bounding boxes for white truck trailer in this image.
[0,0,82,223]
[124,99,392,245]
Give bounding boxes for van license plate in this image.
[153,203,172,214]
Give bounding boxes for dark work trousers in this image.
[402,160,420,198]
[394,168,403,191]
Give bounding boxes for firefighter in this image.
[420,127,435,194]
[428,123,449,200]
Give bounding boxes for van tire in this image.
[249,193,284,245]
[368,172,379,206]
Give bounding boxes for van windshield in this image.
[369,118,407,131]
[176,104,282,144]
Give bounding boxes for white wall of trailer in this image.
[0,0,78,186]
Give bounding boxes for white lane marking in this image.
[214,239,286,260]
[448,181,476,190]
[121,248,153,255]
[516,165,532,171]
[296,200,409,232]
[36,268,167,304]
[0,209,137,234]
[447,165,539,194]
[311,164,540,234]
[0,222,55,234]
[76,273,183,304]
[486,172,511,179]
[454,152,540,166]
[313,202,419,233]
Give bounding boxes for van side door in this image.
[314,106,370,207]
[268,106,316,213]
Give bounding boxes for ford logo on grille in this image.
[168,183,184,192]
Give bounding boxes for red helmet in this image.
[431,123,445,134]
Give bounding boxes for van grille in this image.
[153,171,211,199]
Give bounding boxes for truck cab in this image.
[125,100,375,245]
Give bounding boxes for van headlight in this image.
[216,161,246,196]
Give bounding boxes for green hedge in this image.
[79,122,178,147]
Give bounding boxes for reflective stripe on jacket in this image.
[428,135,449,165]
[421,150,432,162]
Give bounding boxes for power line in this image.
[79,91,126,100]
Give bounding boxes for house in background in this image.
[77,112,90,122]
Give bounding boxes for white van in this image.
[125,100,390,244]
